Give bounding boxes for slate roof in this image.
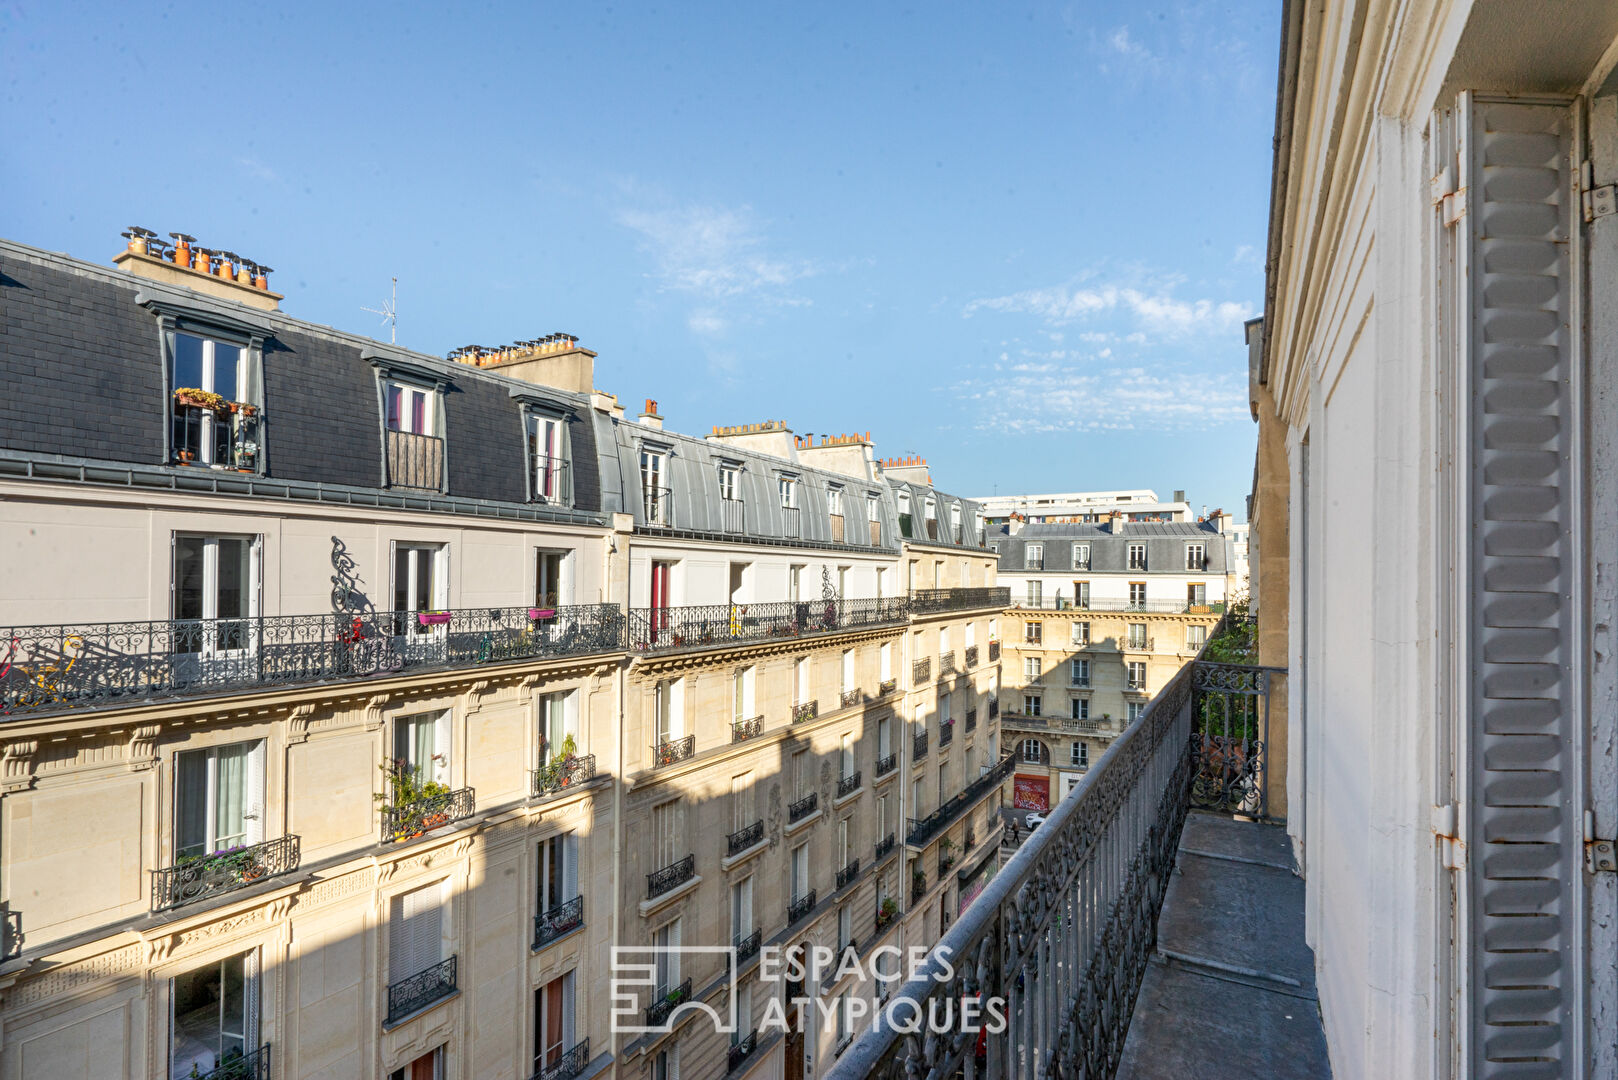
[991,520,1232,574]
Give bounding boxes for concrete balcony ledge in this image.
[783,808,822,836]
[1116,813,1330,1080]
[638,874,702,917]
[720,839,769,872]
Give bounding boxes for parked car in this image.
[1024,812,1047,830]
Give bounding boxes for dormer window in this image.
[171,331,259,470]
[717,463,744,532]
[640,447,671,526]
[828,485,845,543]
[897,490,914,538]
[778,476,798,509]
[923,497,939,540]
[383,380,443,492]
[866,494,882,546]
[525,412,571,505]
[950,503,963,543]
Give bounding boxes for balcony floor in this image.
[1117,812,1331,1080]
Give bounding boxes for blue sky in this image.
[3,1,1276,516]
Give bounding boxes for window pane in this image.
[212,343,241,401]
[394,546,410,612]
[170,953,248,1080]
[175,749,210,858]
[213,743,249,849]
[215,539,250,622]
[386,385,403,431]
[174,536,206,622]
[411,390,427,434]
[173,333,205,390]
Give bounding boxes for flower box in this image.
[527,607,557,620]
[417,612,452,627]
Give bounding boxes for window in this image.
[837,566,848,599]
[654,679,684,743]
[1074,581,1090,609]
[731,774,754,833]
[385,380,442,491]
[898,490,914,538]
[792,749,811,799]
[838,818,852,868]
[877,793,890,837]
[732,666,755,723]
[1127,543,1147,570]
[1128,623,1148,649]
[1071,742,1089,767]
[173,534,258,657]
[838,902,853,951]
[966,623,976,648]
[1128,582,1147,608]
[171,331,251,468]
[789,565,803,603]
[949,503,963,542]
[1071,697,1090,721]
[923,497,939,539]
[1020,738,1044,763]
[1185,543,1206,570]
[1128,702,1145,722]
[875,566,887,598]
[778,475,798,509]
[1024,543,1043,570]
[1071,543,1090,570]
[1024,656,1042,679]
[718,464,741,501]
[1026,580,1043,605]
[878,714,891,757]
[537,833,578,916]
[1070,658,1090,687]
[880,643,892,682]
[840,733,856,778]
[653,1044,679,1080]
[654,919,681,998]
[1024,621,1042,645]
[175,741,265,861]
[389,882,444,987]
[939,626,951,655]
[533,974,577,1075]
[640,448,669,525]
[388,1048,443,1080]
[170,951,256,1080]
[828,485,844,517]
[731,877,754,945]
[1022,694,1042,717]
[534,550,568,610]
[1072,621,1091,646]
[1187,624,1208,649]
[394,711,450,787]
[539,691,578,763]
[837,990,854,1047]
[393,543,447,633]
[652,801,682,868]
[1187,582,1208,606]
[386,381,434,435]
[939,690,953,726]
[526,412,569,504]
[790,843,810,902]
[1127,662,1147,689]
[794,656,810,705]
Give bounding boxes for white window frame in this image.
[1024,543,1043,570]
[1071,543,1090,570]
[174,740,266,860]
[526,411,569,505]
[1127,543,1147,570]
[385,379,436,436]
[171,331,249,466]
[1185,543,1206,570]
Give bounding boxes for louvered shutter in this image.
[1453,93,1582,1079]
[562,971,576,1050]
[391,885,442,982]
[562,833,578,902]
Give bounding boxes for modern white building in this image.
[973,488,1192,526]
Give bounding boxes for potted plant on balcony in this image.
[376,759,452,841]
[877,896,899,930]
[174,387,229,412]
[537,734,579,793]
[417,610,452,627]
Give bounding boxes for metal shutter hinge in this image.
[1582,160,1616,223]
[1585,810,1616,873]
[1432,803,1466,870]
[1431,163,1467,227]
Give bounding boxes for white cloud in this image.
[1107,26,1152,61]
[963,281,1254,337]
[617,203,817,303]
[687,309,728,336]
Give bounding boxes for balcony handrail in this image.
[0,603,626,718]
[532,1037,590,1080]
[533,893,585,949]
[731,715,764,742]
[647,853,696,899]
[874,752,897,777]
[385,428,444,492]
[642,483,674,527]
[788,792,818,823]
[153,834,301,911]
[628,595,908,654]
[192,1043,272,1080]
[1010,597,1228,615]
[386,955,457,1025]
[651,733,696,767]
[728,819,764,855]
[907,587,1012,614]
[532,752,597,797]
[828,618,1234,1080]
[837,770,862,798]
[905,754,1014,848]
[381,787,475,844]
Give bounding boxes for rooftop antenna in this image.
[363,277,398,343]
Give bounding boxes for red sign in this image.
[1013,774,1050,812]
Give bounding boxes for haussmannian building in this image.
[0,233,1008,1080]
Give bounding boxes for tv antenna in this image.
[363,277,397,343]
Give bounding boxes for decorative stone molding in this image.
[285,703,318,745]
[363,693,391,732]
[0,739,39,793]
[127,724,162,771]
[459,680,491,714]
[7,942,144,1007]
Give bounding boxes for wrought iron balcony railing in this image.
[875,833,895,859]
[533,1037,590,1080]
[789,792,818,823]
[386,955,457,1025]
[874,752,897,777]
[385,428,444,492]
[643,484,674,527]
[734,927,762,964]
[0,603,625,718]
[532,753,596,797]
[837,771,861,798]
[965,707,977,732]
[792,699,819,723]
[938,721,954,747]
[647,854,696,899]
[912,731,928,759]
[964,644,979,669]
[720,497,746,533]
[192,1043,272,1080]
[989,641,1001,662]
[728,1031,758,1074]
[940,651,957,675]
[731,715,763,742]
[533,894,584,949]
[788,890,816,925]
[912,657,931,685]
[530,455,572,507]
[381,788,475,844]
[628,595,908,654]
[839,688,860,708]
[781,504,802,538]
[652,734,695,767]
[827,617,1267,1080]
[153,834,301,911]
[905,754,1014,848]
[645,978,691,1029]
[907,587,1011,614]
[879,677,898,696]
[1010,597,1229,615]
[728,819,764,856]
[836,858,861,890]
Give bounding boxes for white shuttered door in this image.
[390,884,443,983]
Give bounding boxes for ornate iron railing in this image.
[647,854,696,899]
[836,858,861,890]
[652,734,695,767]
[908,587,1011,614]
[734,927,762,963]
[732,715,764,742]
[965,707,977,732]
[531,456,572,507]
[840,688,861,708]
[386,955,457,1025]
[532,753,596,797]
[793,699,819,723]
[192,1043,272,1080]
[989,641,1001,662]
[386,428,444,492]
[381,788,475,844]
[988,698,999,718]
[0,603,625,718]
[643,484,674,527]
[837,771,862,798]
[912,731,928,759]
[1190,662,1270,817]
[534,1038,590,1080]
[789,792,818,823]
[152,834,301,911]
[533,894,584,949]
[827,624,1233,1080]
[912,658,931,685]
[628,595,910,653]
[645,977,691,1029]
[879,677,898,696]
[940,651,957,675]
[875,833,895,859]
[875,752,897,777]
[788,890,816,925]
[728,819,764,856]
[905,754,1014,848]
[939,721,954,747]
[1011,597,1229,615]
[729,1031,758,1073]
[964,644,979,669]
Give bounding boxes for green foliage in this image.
[1200,597,1255,663]
[375,759,450,806]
